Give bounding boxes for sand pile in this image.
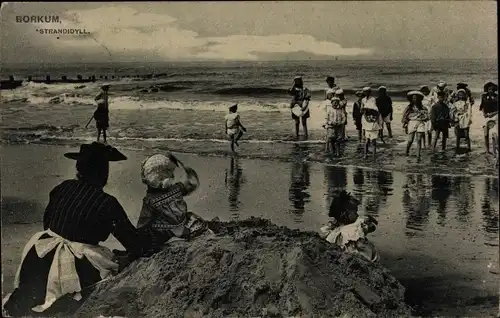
[74,218,411,318]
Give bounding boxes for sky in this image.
[0,1,497,64]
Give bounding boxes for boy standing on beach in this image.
[324,97,346,157]
[480,82,498,154]
[225,104,247,152]
[430,91,452,151]
[352,91,364,142]
[375,86,393,139]
[93,84,110,143]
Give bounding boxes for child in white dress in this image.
[320,190,379,263]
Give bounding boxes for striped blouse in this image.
[43,179,146,256]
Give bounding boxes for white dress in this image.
[451,100,472,129]
[361,96,382,140]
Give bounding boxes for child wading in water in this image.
[402,91,429,159]
[430,90,452,151]
[450,89,473,153]
[136,153,210,254]
[360,87,383,159]
[324,97,346,157]
[93,84,110,143]
[320,190,379,263]
[225,104,247,152]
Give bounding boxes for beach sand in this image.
[1,143,498,316]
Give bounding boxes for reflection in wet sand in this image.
[288,144,311,216]
[481,178,499,240]
[323,165,347,208]
[403,174,432,232]
[352,168,365,208]
[224,156,245,216]
[431,175,452,225]
[452,176,474,223]
[363,170,394,217]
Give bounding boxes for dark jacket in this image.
[430,102,451,126]
[375,95,393,117]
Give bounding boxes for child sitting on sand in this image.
[136,153,210,254]
[225,104,247,152]
[323,97,346,157]
[320,190,379,263]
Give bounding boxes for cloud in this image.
[40,5,374,61]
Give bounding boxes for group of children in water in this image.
[223,77,499,163]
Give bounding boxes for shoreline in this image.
[1,143,499,317]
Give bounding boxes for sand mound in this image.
[74,218,411,318]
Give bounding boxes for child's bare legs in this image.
[432,130,440,151]
[416,132,423,159]
[406,132,416,156]
[466,128,471,152]
[427,131,432,149]
[97,129,101,143]
[386,122,393,138]
[302,118,308,138]
[364,138,370,159]
[234,130,244,146]
[294,118,300,138]
[484,125,491,154]
[230,135,236,152]
[357,129,363,142]
[372,139,377,158]
[455,127,460,153]
[442,134,447,151]
[102,129,107,144]
[329,137,336,157]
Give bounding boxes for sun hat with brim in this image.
[335,89,344,95]
[228,103,238,109]
[294,76,302,80]
[64,142,127,161]
[101,84,110,89]
[355,90,364,97]
[378,86,387,91]
[484,82,498,92]
[141,154,179,189]
[362,87,371,92]
[456,88,467,94]
[420,85,429,90]
[437,81,447,88]
[407,91,425,98]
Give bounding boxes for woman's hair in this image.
[328,190,359,222]
[229,105,238,113]
[76,156,109,188]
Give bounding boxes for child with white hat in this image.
[137,153,208,253]
[225,103,247,152]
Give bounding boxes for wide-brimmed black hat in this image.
[484,81,498,92]
[64,142,127,161]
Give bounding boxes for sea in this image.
[1,59,498,176]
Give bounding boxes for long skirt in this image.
[3,235,100,317]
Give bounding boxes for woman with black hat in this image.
[2,143,150,317]
[480,82,498,154]
[93,84,110,143]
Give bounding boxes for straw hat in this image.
[407,90,425,98]
[292,104,303,117]
[101,84,110,90]
[355,90,364,97]
[437,81,447,88]
[141,154,179,189]
[420,85,429,90]
[456,88,467,94]
[64,142,126,162]
[331,97,340,102]
[228,103,238,109]
[378,86,387,91]
[362,87,371,92]
[293,76,302,80]
[335,89,344,95]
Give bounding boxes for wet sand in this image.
[1,144,498,316]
